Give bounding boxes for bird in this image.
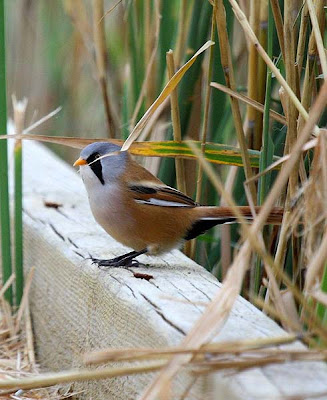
[74,142,283,267]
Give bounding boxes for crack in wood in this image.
[141,294,186,336]
[109,275,137,299]
[188,281,211,301]
[49,223,66,242]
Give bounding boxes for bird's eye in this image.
[86,152,101,164]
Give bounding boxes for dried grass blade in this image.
[23,107,62,135]
[306,0,327,80]
[309,290,327,308]
[0,134,120,149]
[210,82,286,124]
[24,302,35,366]
[14,266,35,334]
[121,40,214,152]
[0,274,15,299]
[245,138,319,185]
[0,361,167,391]
[84,334,297,365]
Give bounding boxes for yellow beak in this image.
[73,158,88,167]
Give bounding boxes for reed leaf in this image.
[0,134,280,168]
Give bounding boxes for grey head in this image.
[79,142,128,186]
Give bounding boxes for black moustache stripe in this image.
[86,153,104,185]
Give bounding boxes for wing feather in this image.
[128,183,197,207]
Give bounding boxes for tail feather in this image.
[184,217,236,240]
[195,206,284,224]
[184,206,284,241]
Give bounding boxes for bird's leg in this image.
[91,249,148,268]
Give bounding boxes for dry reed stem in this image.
[298,0,325,132]
[320,132,327,209]
[195,11,215,204]
[254,295,312,340]
[215,0,257,202]
[101,0,123,23]
[130,0,160,129]
[210,82,286,124]
[280,290,302,330]
[175,0,188,66]
[255,0,268,148]
[0,361,167,391]
[272,210,291,286]
[304,224,327,292]
[166,50,186,194]
[219,163,239,278]
[140,79,327,400]
[296,3,309,76]
[270,0,285,62]
[194,351,327,372]
[301,138,325,267]
[92,0,116,138]
[12,96,28,147]
[179,378,198,400]
[284,0,299,200]
[307,0,327,80]
[310,289,327,308]
[84,334,297,365]
[144,0,156,108]
[63,0,93,53]
[260,259,292,331]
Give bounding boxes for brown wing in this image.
[128,183,198,207]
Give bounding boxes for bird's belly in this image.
[88,188,141,249]
[88,187,193,254]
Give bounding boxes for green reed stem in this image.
[14,142,23,305]
[253,1,274,296]
[0,0,13,305]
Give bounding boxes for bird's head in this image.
[74,142,127,189]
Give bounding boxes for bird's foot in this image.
[90,249,147,269]
[91,257,140,268]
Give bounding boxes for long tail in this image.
[195,206,284,225]
[184,206,284,241]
